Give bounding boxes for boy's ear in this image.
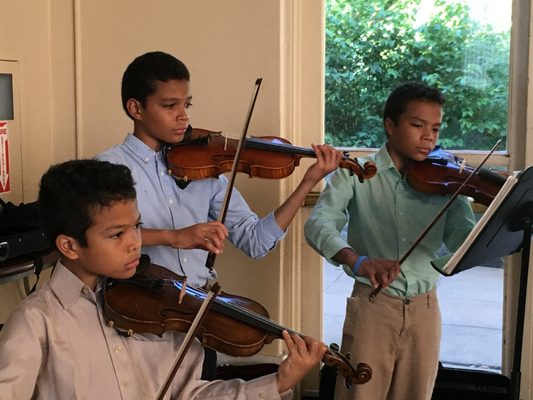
[55,234,81,260]
[384,117,395,138]
[126,98,143,120]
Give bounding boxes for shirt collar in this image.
[375,143,399,175]
[49,260,99,309]
[123,133,160,163]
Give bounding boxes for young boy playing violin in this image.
[96,50,342,289]
[305,82,476,400]
[96,50,341,379]
[0,159,326,399]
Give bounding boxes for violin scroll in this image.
[340,152,377,183]
[322,343,372,387]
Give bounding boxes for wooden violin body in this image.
[103,258,372,387]
[406,146,508,206]
[164,128,377,183]
[104,262,275,356]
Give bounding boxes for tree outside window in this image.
[325,0,511,151]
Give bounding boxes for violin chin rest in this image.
[136,254,151,275]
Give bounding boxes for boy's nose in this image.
[129,231,142,252]
[178,108,190,121]
[422,129,435,141]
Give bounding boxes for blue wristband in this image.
[352,256,368,275]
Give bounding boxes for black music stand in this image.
[431,166,533,400]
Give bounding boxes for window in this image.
[323,0,512,373]
[325,0,511,151]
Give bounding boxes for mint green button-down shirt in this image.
[304,145,475,297]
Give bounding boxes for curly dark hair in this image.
[38,159,136,247]
[383,81,445,125]
[121,51,190,120]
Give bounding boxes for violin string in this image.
[153,278,301,335]
[130,276,349,375]
[245,137,314,156]
[146,277,345,363]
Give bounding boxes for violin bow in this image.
[369,139,502,301]
[205,78,263,270]
[155,282,221,400]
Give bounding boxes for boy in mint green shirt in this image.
[305,82,475,400]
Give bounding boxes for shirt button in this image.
[144,157,149,162]
[169,199,173,204]
[160,171,164,176]
[258,393,265,399]
[404,298,411,305]
[114,345,123,353]
[401,237,406,242]
[183,257,187,262]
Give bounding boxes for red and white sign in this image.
[0,121,10,193]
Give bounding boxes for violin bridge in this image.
[459,159,466,174]
[167,169,189,182]
[178,278,187,304]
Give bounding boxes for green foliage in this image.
[325,0,510,150]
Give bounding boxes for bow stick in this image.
[205,78,263,270]
[155,282,221,399]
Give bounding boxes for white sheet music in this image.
[432,172,519,275]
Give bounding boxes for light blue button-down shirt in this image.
[97,134,285,287]
[304,145,475,297]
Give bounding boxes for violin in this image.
[370,143,508,300]
[164,128,377,183]
[406,146,508,206]
[103,258,372,387]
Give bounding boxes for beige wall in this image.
[0,0,78,324]
[0,0,324,395]
[0,0,292,321]
[2,0,533,398]
[76,0,284,314]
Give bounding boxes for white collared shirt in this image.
[0,261,289,400]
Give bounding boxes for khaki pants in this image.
[334,282,441,400]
